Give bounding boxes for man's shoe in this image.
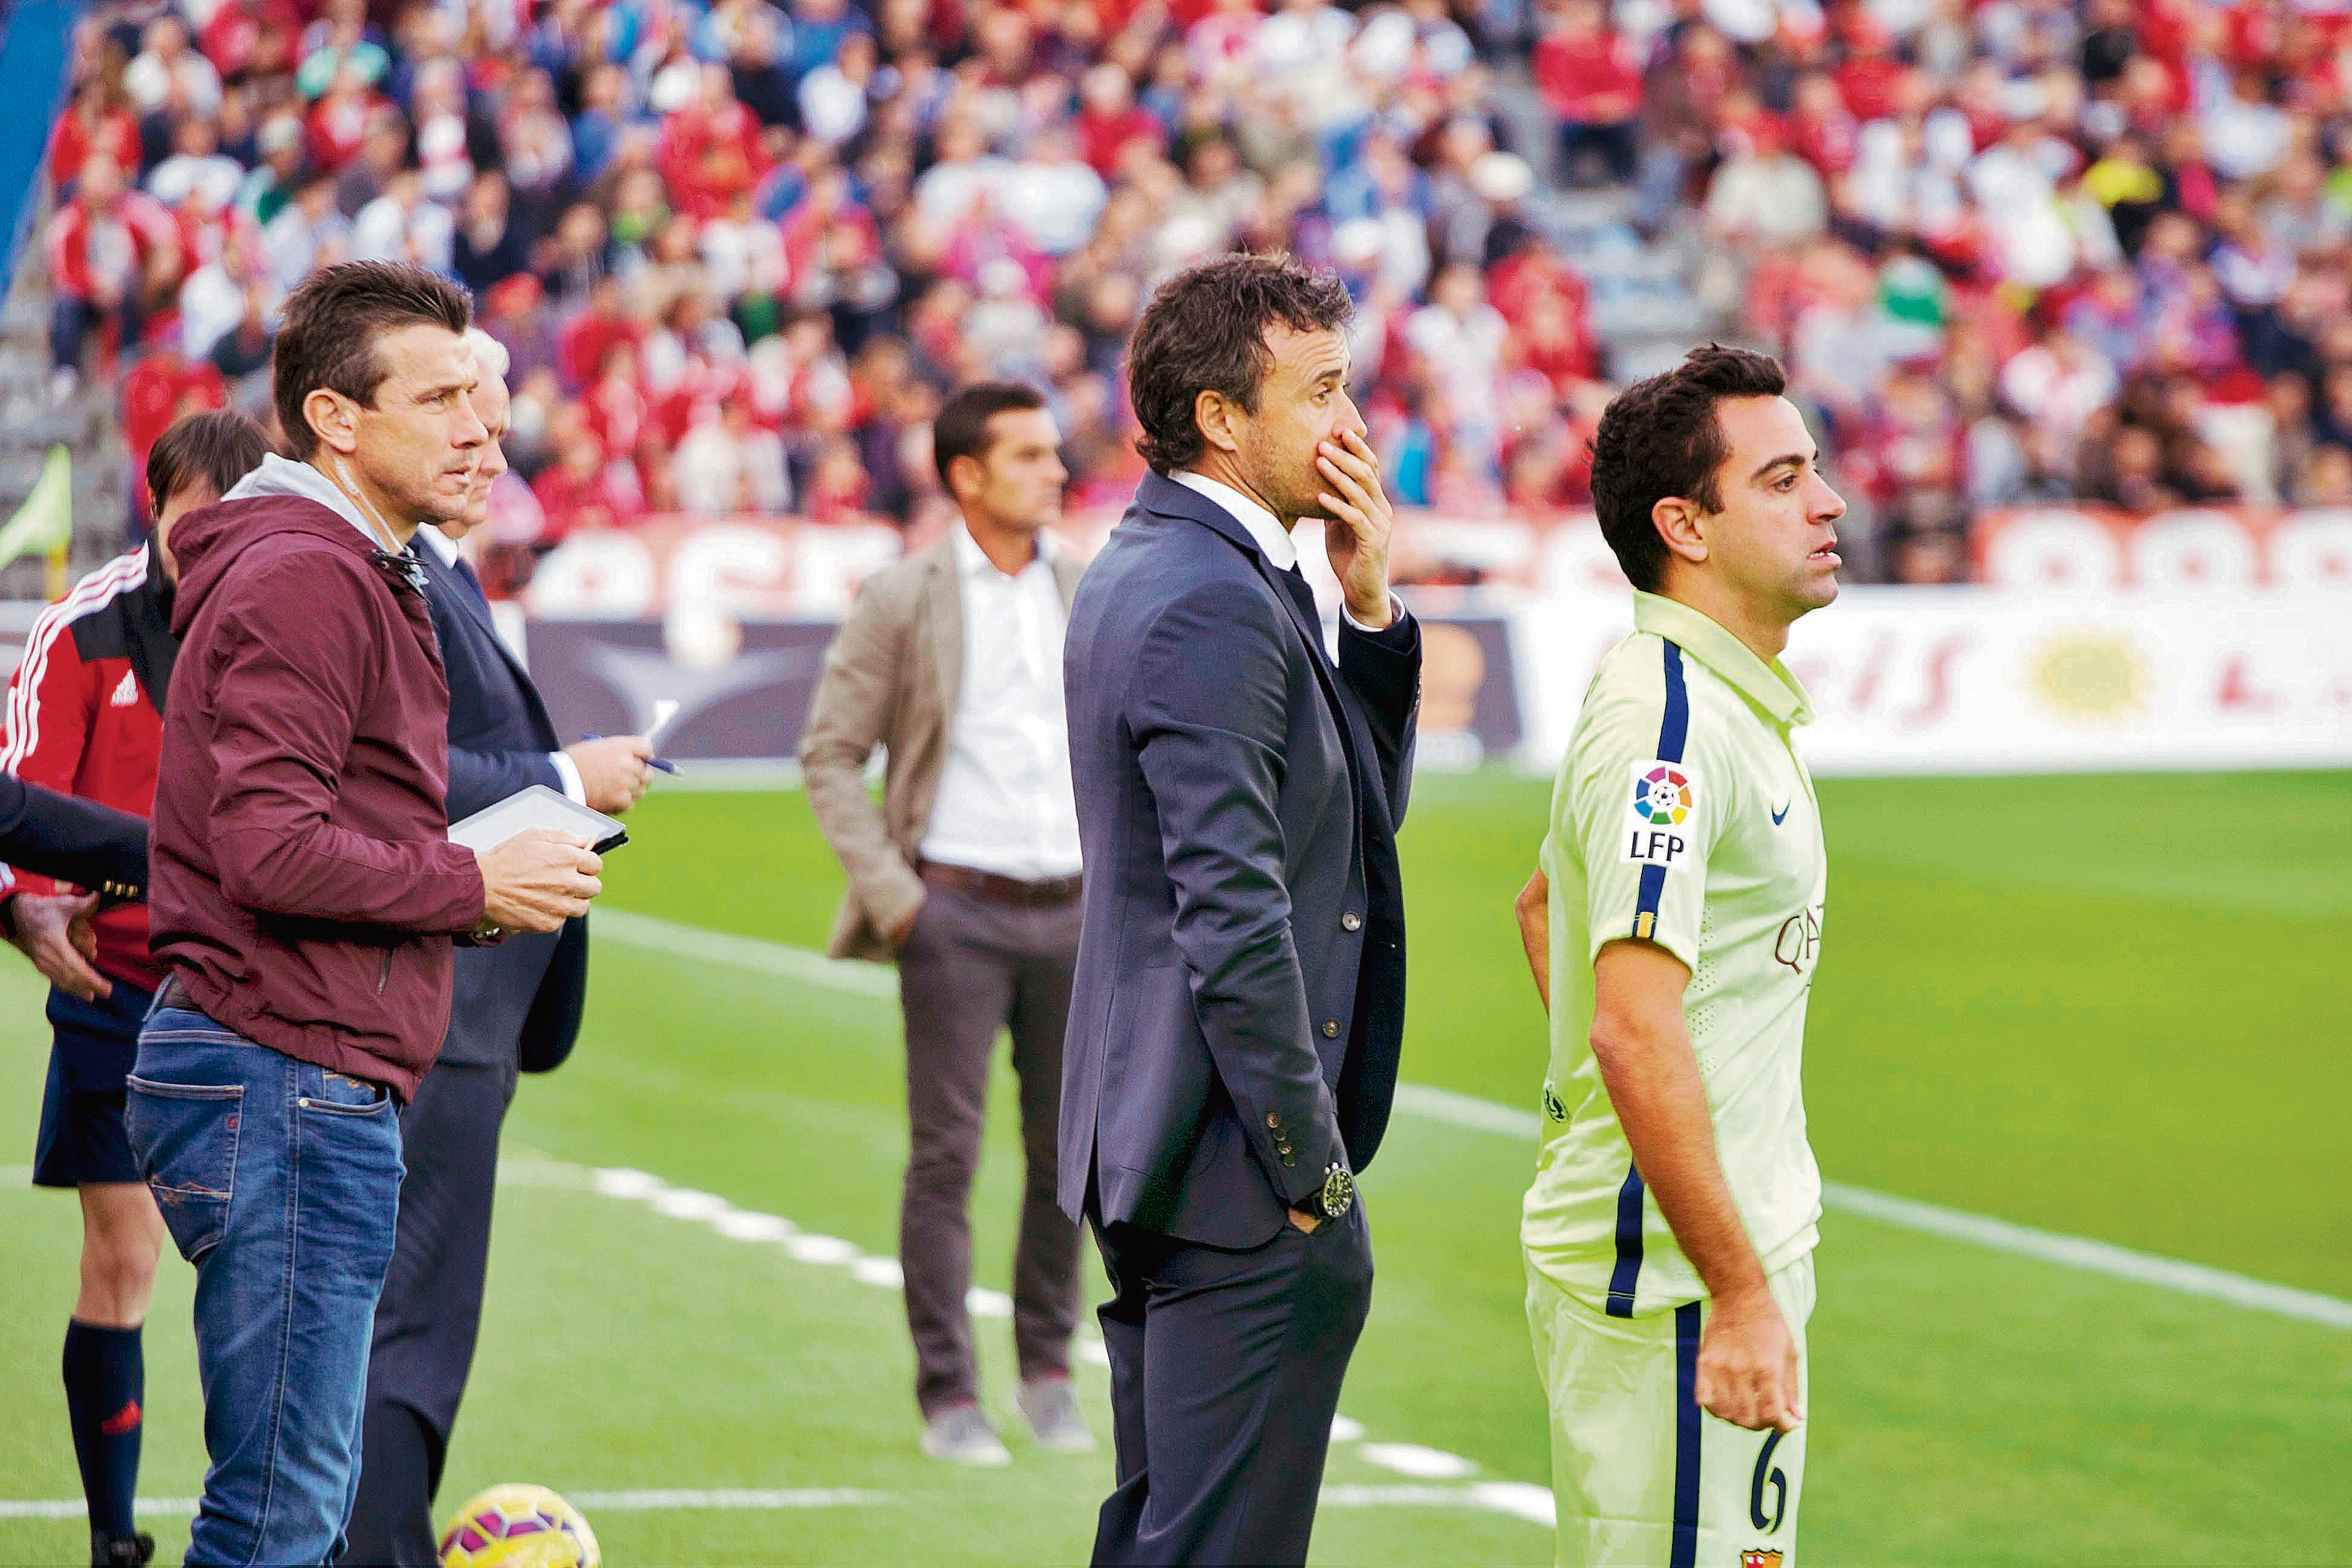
[920,1402,1011,1466]
[90,1530,154,1567]
[1018,1376,1096,1452]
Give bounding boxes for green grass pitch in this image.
[2,769,2347,1564]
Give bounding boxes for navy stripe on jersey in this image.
[1612,639,1693,1305]
[1656,639,1690,760]
[1670,1301,1703,1568]
[1630,642,1690,942]
[1604,1166,1646,1317]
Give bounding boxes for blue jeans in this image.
[125,1008,405,1567]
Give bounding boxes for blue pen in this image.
[580,734,680,775]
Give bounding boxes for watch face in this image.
[1321,1165,1354,1218]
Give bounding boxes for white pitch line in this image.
[0,1497,203,1521]
[1817,1183,2352,1331]
[0,1489,887,1521]
[1,1484,1546,1524]
[1324,1483,1558,1528]
[0,1154,1538,1532]
[523,1161,1540,1530]
[593,907,896,998]
[1390,1085,2352,1333]
[590,913,2352,1332]
[566,1487,887,1512]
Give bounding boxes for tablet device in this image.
[448,785,629,855]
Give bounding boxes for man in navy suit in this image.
[1059,253,1421,1566]
[339,332,656,1567]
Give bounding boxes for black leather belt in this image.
[919,861,1083,907]
[155,972,200,1014]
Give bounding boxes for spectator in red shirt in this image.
[658,64,769,221]
[1834,15,1910,124]
[556,274,645,393]
[201,0,295,82]
[531,430,639,540]
[120,330,230,521]
[802,434,874,523]
[47,157,185,397]
[582,341,649,460]
[48,79,142,193]
[1073,62,1166,178]
[305,58,387,175]
[1534,0,1642,186]
[1789,70,1860,178]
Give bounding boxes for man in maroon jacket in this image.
[128,261,603,1568]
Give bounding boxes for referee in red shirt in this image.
[1,410,270,1568]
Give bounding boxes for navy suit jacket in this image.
[1059,472,1420,1249]
[413,538,588,1074]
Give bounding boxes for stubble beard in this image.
[1239,440,1319,529]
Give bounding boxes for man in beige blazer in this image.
[801,382,1092,1466]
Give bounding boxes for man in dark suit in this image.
[1059,253,1421,1566]
[339,332,655,1567]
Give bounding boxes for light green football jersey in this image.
[1523,590,1828,1318]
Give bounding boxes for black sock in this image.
[62,1319,143,1540]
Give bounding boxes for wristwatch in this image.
[1316,1161,1356,1220]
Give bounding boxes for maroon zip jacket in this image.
[148,489,488,1100]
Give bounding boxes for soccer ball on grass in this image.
[437,1483,601,1567]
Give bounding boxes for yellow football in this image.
[436,1483,601,1568]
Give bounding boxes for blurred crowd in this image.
[41,0,2352,590]
[45,0,1610,595]
[1633,0,2352,582]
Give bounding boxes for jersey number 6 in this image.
[1749,1428,1788,1534]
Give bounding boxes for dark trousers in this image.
[895,883,1083,1417]
[1089,1203,1374,1566]
[50,293,141,373]
[1559,119,1641,185]
[338,1059,518,1568]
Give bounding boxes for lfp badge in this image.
[1623,760,1700,867]
[1633,765,1693,825]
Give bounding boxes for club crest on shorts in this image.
[1741,1552,1785,1568]
[1622,760,1700,867]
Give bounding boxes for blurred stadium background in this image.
[0,0,2347,1560]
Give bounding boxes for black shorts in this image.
[31,979,157,1189]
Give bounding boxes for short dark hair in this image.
[148,408,272,511]
[932,381,1048,491]
[272,261,472,460]
[1587,344,1788,591]
[1127,253,1353,474]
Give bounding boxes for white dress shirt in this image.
[416,523,586,806]
[918,527,1084,881]
[1171,469,1403,632]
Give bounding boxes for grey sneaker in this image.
[921,1402,1011,1466]
[1018,1376,1096,1452]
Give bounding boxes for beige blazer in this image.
[799,534,1086,961]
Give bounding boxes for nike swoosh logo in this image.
[1771,803,1791,826]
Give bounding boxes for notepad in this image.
[448,785,629,855]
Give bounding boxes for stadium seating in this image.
[18,0,2352,590]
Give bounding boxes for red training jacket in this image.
[0,546,175,993]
